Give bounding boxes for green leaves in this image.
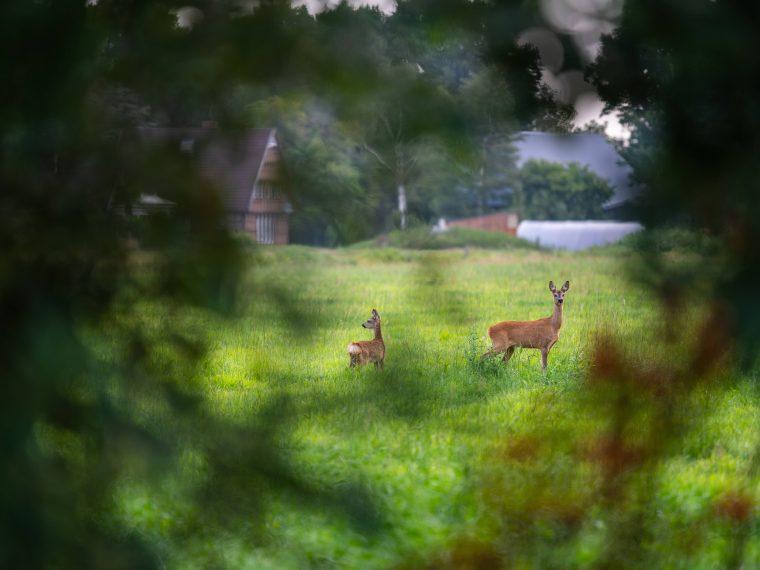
[516,159,615,220]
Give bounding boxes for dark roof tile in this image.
[138,127,274,213]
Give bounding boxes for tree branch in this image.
[361,141,392,171]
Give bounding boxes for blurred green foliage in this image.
[4,0,760,568]
[588,0,760,361]
[1,0,561,567]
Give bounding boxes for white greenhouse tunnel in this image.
[517,220,643,251]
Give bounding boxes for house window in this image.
[252,183,278,201]
[255,214,275,244]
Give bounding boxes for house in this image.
[513,131,640,217]
[139,126,292,244]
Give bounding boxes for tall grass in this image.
[348,227,540,251]
[117,246,759,569]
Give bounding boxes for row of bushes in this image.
[349,227,540,251]
[349,226,716,254]
[236,224,714,254]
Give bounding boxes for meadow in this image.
[119,244,760,569]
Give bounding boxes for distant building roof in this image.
[197,129,275,212]
[138,127,276,213]
[514,131,639,210]
[517,220,643,250]
[133,193,175,216]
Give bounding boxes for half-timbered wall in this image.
[245,135,290,244]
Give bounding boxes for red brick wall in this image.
[447,212,519,235]
[274,214,288,245]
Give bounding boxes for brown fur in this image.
[347,309,385,369]
[483,280,569,369]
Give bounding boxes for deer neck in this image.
[551,303,563,331]
[374,323,384,342]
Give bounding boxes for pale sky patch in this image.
[573,92,631,142]
[294,0,396,14]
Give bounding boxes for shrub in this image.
[350,227,540,251]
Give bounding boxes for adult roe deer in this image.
[347,309,385,369]
[482,281,570,369]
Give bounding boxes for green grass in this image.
[117,245,760,569]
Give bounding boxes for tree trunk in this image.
[397,183,407,230]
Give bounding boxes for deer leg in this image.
[540,348,549,370]
[502,346,515,363]
[350,354,357,368]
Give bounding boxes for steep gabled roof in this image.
[514,131,639,210]
[138,127,275,213]
[196,129,274,212]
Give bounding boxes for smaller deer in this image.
[483,280,570,369]
[347,309,385,369]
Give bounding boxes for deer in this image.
[347,309,385,369]
[482,280,570,370]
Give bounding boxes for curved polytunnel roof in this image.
[517,220,643,251]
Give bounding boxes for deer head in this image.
[549,281,570,306]
[362,309,381,330]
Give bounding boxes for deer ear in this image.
[371,309,379,318]
[549,281,556,292]
[562,281,570,292]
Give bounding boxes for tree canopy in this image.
[516,159,614,220]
